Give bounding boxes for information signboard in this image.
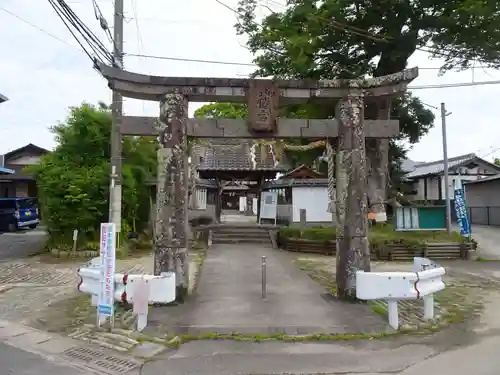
[98,223,116,320]
[259,191,277,224]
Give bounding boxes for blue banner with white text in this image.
[454,188,471,236]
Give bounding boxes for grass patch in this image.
[294,258,484,331]
[136,330,402,347]
[475,256,500,262]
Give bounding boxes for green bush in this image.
[279,224,471,247]
[29,103,157,250]
[279,227,337,241]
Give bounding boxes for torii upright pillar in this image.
[335,91,370,300]
[154,90,189,302]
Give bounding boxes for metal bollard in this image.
[261,256,267,299]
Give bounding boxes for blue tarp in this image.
[0,166,15,175]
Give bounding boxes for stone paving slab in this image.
[144,244,389,335]
[141,339,438,375]
[0,320,144,374]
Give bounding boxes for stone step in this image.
[213,238,272,244]
[215,228,270,234]
[213,231,270,238]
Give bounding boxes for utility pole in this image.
[109,0,124,234]
[441,103,453,236]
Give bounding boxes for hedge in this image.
[278,224,473,250]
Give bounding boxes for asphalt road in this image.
[0,342,93,374]
[0,228,47,261]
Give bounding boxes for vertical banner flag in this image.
[98,223,116,318]
[453,180,471,237]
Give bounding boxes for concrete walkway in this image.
[468,225,500,259]
[181,244,388,334]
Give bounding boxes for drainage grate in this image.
[63,347,139,374]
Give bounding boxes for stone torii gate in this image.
[96,62,418,300]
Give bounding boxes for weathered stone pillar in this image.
[366,99,391,222]
[154,90,188,301]
[335,92,371,300]
[326,141,336,224]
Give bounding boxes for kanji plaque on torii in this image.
[247,80,279,133]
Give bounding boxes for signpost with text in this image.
[97,222,116,327]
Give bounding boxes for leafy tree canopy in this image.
[236,0,500,78]
[30,103,157,247]
[195,0,499,182]
[233,0,500,144]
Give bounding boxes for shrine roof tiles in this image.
[197,140,290,172]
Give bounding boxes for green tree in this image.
[236,0,500,78]
[494,158,500,166]
[30,103,156,248]
[194,103,247,119]
[233,0,500,176]
[194,103,325,169]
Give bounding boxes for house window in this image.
[207,190,216,205]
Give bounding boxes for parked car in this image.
[0,197,40,232]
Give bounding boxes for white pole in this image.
[387,300,399,329]
[441,103,452,237]
[423,295,434,320]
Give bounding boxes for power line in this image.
[125,52,500,90]
[5,3,497,76]
[126,51,499,74]
[6,2,500,92]
[409,79,500,90]
[129,0,144,54]
[129,0,146,113]
[48,0,115,65]
[125,53,255,66]
[1,7,81,51]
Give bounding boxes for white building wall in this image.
[292,186,331,222]
[8,155,41,165]
[195,187,207,209]
[413,173,495,201]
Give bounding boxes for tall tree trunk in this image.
[335,94,371,300]
[366,99,391,222]
[154,91,188,302]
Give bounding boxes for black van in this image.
[0,197,40,232]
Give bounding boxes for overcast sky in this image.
[1,0,500,163]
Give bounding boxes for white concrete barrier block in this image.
[413,256,432,272]
[415,267,446,297]
[126,273,176,304]
[356,271,418,300]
